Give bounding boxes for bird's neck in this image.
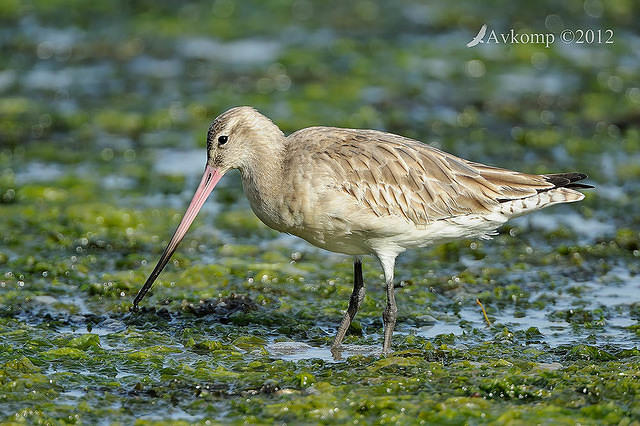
[239,136,288,230]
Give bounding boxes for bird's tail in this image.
[498,173,592,218]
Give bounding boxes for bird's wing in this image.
[307,128,554,225]
[477,24,487,39]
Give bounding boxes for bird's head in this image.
[206,106,284,175]
[131,106,283,311]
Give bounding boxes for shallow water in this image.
[268,341,382,363]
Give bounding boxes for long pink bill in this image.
[131,165,223,311]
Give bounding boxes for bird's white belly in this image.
[366,213,506,253]
[290,225,370,255]
[290,208,507,257]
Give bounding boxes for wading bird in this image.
[131,106,591,354]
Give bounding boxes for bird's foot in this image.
[330,344,344,361]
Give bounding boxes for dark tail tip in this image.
[543,173,594,190]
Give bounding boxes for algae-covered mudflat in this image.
[1,1,640,424]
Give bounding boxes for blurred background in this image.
[1,0,639,423]
[1,1,638,170]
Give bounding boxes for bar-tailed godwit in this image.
[132,106,592,354]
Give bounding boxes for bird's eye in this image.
[218,135,228,145]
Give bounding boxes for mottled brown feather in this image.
[288,127,574,225]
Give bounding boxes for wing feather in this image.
[293,127,566,225]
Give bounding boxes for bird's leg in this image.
[382,279,397,355]
[331,257,365,351]
[379,254,397,356]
